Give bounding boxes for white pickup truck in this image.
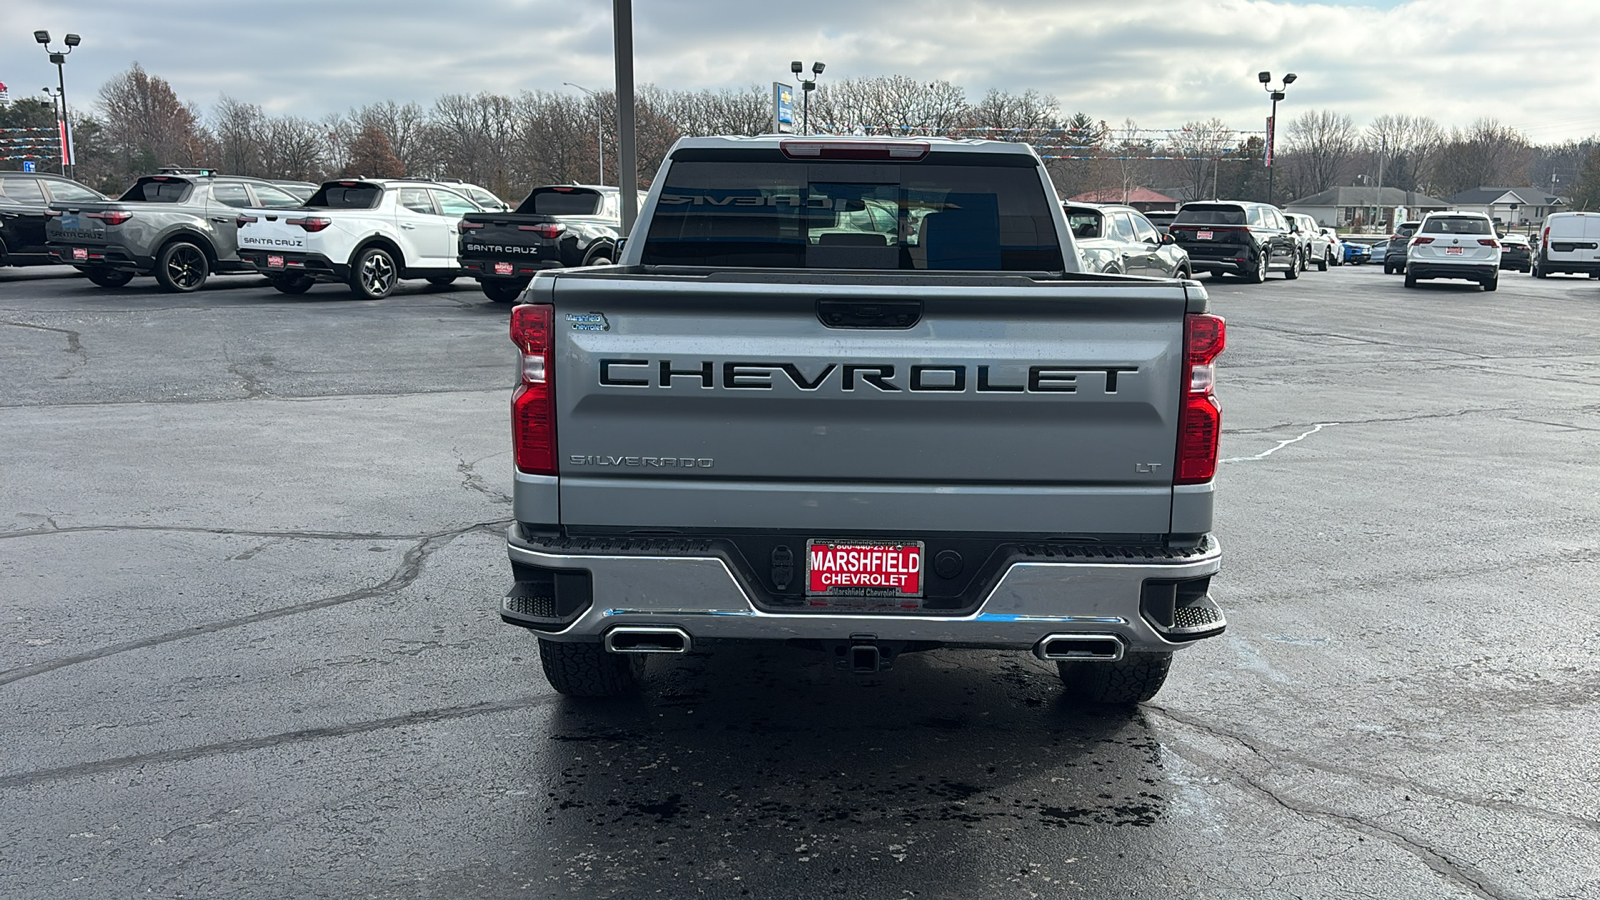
[235,178,484,298]
[502,136,1228,705]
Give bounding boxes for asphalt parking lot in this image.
[3,263,1598,899]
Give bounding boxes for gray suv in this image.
[1382,221,1420,275]
[46,172,304,291]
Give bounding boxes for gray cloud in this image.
[7,0,1600,141]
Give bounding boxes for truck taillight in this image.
[459,220,485,233]
[87,211,132,225]
[511,303,557,475]
[287,216,332,232]
[235,214,259,227]
[1176,313,1225,485]
[517,223,566,238]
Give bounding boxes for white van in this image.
[1535,212,1600,278]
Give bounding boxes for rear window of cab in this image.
[307,182,383,209]
[119,177,193,203]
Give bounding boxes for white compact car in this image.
[1534,211,1600,279]
[235,179,484,298]
[1404,211,1501,291]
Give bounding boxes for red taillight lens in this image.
[1543,226,1550,246]
[235,214,259,227]
[1478,239,1498,247]
[511,304,557,475]
[1176,313,1225,485]
[517,223,566,238]
[88,211,132,225]
[287,216,332,232]
[1411,236,1434,245]
[458,220,485,233]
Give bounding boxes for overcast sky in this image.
[8,0,1600,144]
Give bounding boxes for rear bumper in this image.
[502,526,1224,652]
[1536,256,1600,275]
[1407,261,1497,281]
[239,249,347,280]
[48,242,153,273]
[460,255,566,279]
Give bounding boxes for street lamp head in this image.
[1258,71,1270,84]
[812,61,825,76]
[791,60,803,75]
[34,30,51,44]
[49,52,66,65]
[1283,72,1297,85]
[1270,91,1284,102]
[65,34,81,47]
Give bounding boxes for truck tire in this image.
[1056,651,1173,706]
[85,269,134,288]
[481,279,525,303]
[538,638,645,697]
[349,246,398,299]
[268,274,315,295]
[155,240,209,293]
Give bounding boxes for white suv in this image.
[235,179,484,298]
[1534,211,1600,279]
[1403,211,1501,292]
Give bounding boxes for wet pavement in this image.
[2,264,1597,898]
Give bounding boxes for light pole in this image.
[1258,70,1295,207]
[34,30,81,181]
[564,82,605,186]
[791,60,825,135]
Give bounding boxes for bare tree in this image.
[662,86,771,136]
[1429,118,1531,196]
[97,63,207,175]
[1364,114,1442,193]
[348,101,428,175]
[260,116,328,182]
[345,124,404,178]
[1174,118,1235,202]
[810,76,968,136]
[1282,109,1357,198]
[211,95,266,176]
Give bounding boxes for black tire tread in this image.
[538,638,645,697]
[1057,651,1173,706]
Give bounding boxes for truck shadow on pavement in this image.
[502,643,1181,896]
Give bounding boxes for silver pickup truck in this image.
[502,136,1226,705]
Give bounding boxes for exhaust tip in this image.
[604,626,691,654]
[1034,634,1124,662]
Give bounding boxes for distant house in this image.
[1284,186,1450,231]
[1444,187,1566,228]
[1067,186,1178,212]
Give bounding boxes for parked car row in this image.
[9,167,644,298]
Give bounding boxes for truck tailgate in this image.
[546,272,1187,534]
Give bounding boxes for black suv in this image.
[1167,201,1299,282]
[0,171,106,267]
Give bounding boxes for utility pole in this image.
[613,0,637,234]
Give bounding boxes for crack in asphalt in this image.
[225,362,271,400]
[0,695,556,790]
[0,520,509,687]
[0,384,505,410]
[0,522,470,542]
[1,319,87,380]
[454,446,513,505]
[1148,705,1570,900]
[1221,422,1339,463]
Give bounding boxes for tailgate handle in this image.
[817,299,922,329]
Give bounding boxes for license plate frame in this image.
[494,261,514,275]
[1445,247,1464,255]
[1197,230,1214,241]
[805,539,925,600]
[71,247,87,261]
[267,254,285,268]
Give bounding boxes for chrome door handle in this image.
[400,223,416,229]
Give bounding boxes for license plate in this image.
[1197,230,1213,240]
[72,247,87,261]
[806,540,924,599]
[1446,247,1463,255]
[494,262,514,275]
[267,255,285,268]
